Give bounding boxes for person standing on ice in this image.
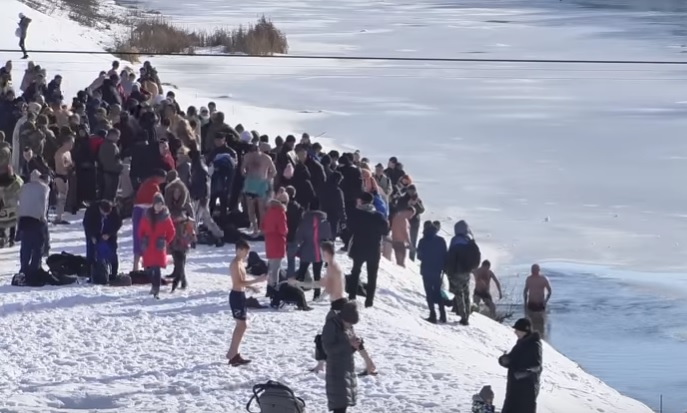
[417,220,448,323]
[137,192,175,299]
[16,13,32,60]
[444,220,481,326]
[227,239,268,366]
[261,189,288,293]
[498,318,543,413]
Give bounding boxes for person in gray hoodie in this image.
[322,300,360,413]
[17,169,49,274]
[295,209,332,300]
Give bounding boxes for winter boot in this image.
[425,311,437,324]
[439,307,447,323]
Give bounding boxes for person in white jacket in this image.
[17,170,49,274]
[11,101,40,172]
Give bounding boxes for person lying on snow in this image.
[83,199,122,279]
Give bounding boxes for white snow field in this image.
[0,0,667,412]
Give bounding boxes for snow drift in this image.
[0,2,655,412]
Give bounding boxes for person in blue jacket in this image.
[83,200,122,277]
[416,220,448,323]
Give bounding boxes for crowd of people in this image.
[0,45,550,411]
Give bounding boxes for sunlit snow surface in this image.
[0,0,684,411]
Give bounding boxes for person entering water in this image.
[523,263,552,337]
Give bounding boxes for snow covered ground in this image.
[0,0,680,411]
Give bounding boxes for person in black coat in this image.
[297,145,326,197]
[83,200,122,277]
[320,171,346,238]
[337,154,363,249]
[284,186,304,278]
[499,318,543,413]
[347,192,389,308]
[99,77,122,107]
[291,155,316,210]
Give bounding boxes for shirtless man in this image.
[472,260,503,319]
[523,263,552,336]
[241,144,277,235]
[226,239,268,366]
[53,135,74,225]
[390,205,415,267]
[295,241,377,375]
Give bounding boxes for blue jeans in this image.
[148,267,162,293]
[286,242,299,278]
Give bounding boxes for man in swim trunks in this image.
[226,239,268,366]
[523,263,552,336]
[472,260,502,319]
[241,144,276,235]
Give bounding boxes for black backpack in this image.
[47,252,89,278]
[246,380,306,413]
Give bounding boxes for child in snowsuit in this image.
[472,385,496,413]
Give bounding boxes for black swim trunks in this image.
[229,290,247,320]
[474,290,493,302]
[527,302,546,312]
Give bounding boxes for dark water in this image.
[542,270,687,412]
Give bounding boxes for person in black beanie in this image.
[498,318,543,413]
[322,300,360,413]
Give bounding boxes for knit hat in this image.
[512,318,532,333]
[240,130,252,143]
[340,301,359,325]
[166,169,178,183]
[478,385,494,402]
[152,192,165,206]
[27,102,41,114]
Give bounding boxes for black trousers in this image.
[19,37,27,56]
[297,261,323,298]
[348,254,381,305]
[171,250,187,288]
[331,408,347,413]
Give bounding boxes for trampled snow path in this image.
[0,217,653,413]
[0,1,654,412]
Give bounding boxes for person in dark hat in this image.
[322,300,360,413]
[498,318,543,413]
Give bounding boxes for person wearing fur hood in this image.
[138,192,175,299]
[164,170,195,292]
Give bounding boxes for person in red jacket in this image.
[138,192,176,299]
[261,190,288,292]
[132,169,167,271]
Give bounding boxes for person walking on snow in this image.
[444,220,481,326]
[473,260,503,319]
[416,220,448,324]
[137,192,175,299]
[17,13,32,60]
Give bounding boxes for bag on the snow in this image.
[110,273,132,287]
[47,252,89,278]
[246,251,268,276]
[270,283,307,309]
[12,267,54,287]
[345,274,367,297]
[129,270,168,285]
[246,380,306,413]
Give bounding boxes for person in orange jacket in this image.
[138,192,175,299]
[261,189,288,292]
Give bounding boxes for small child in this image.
[472,385,496,413]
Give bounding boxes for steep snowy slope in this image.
[0,2,655,413]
